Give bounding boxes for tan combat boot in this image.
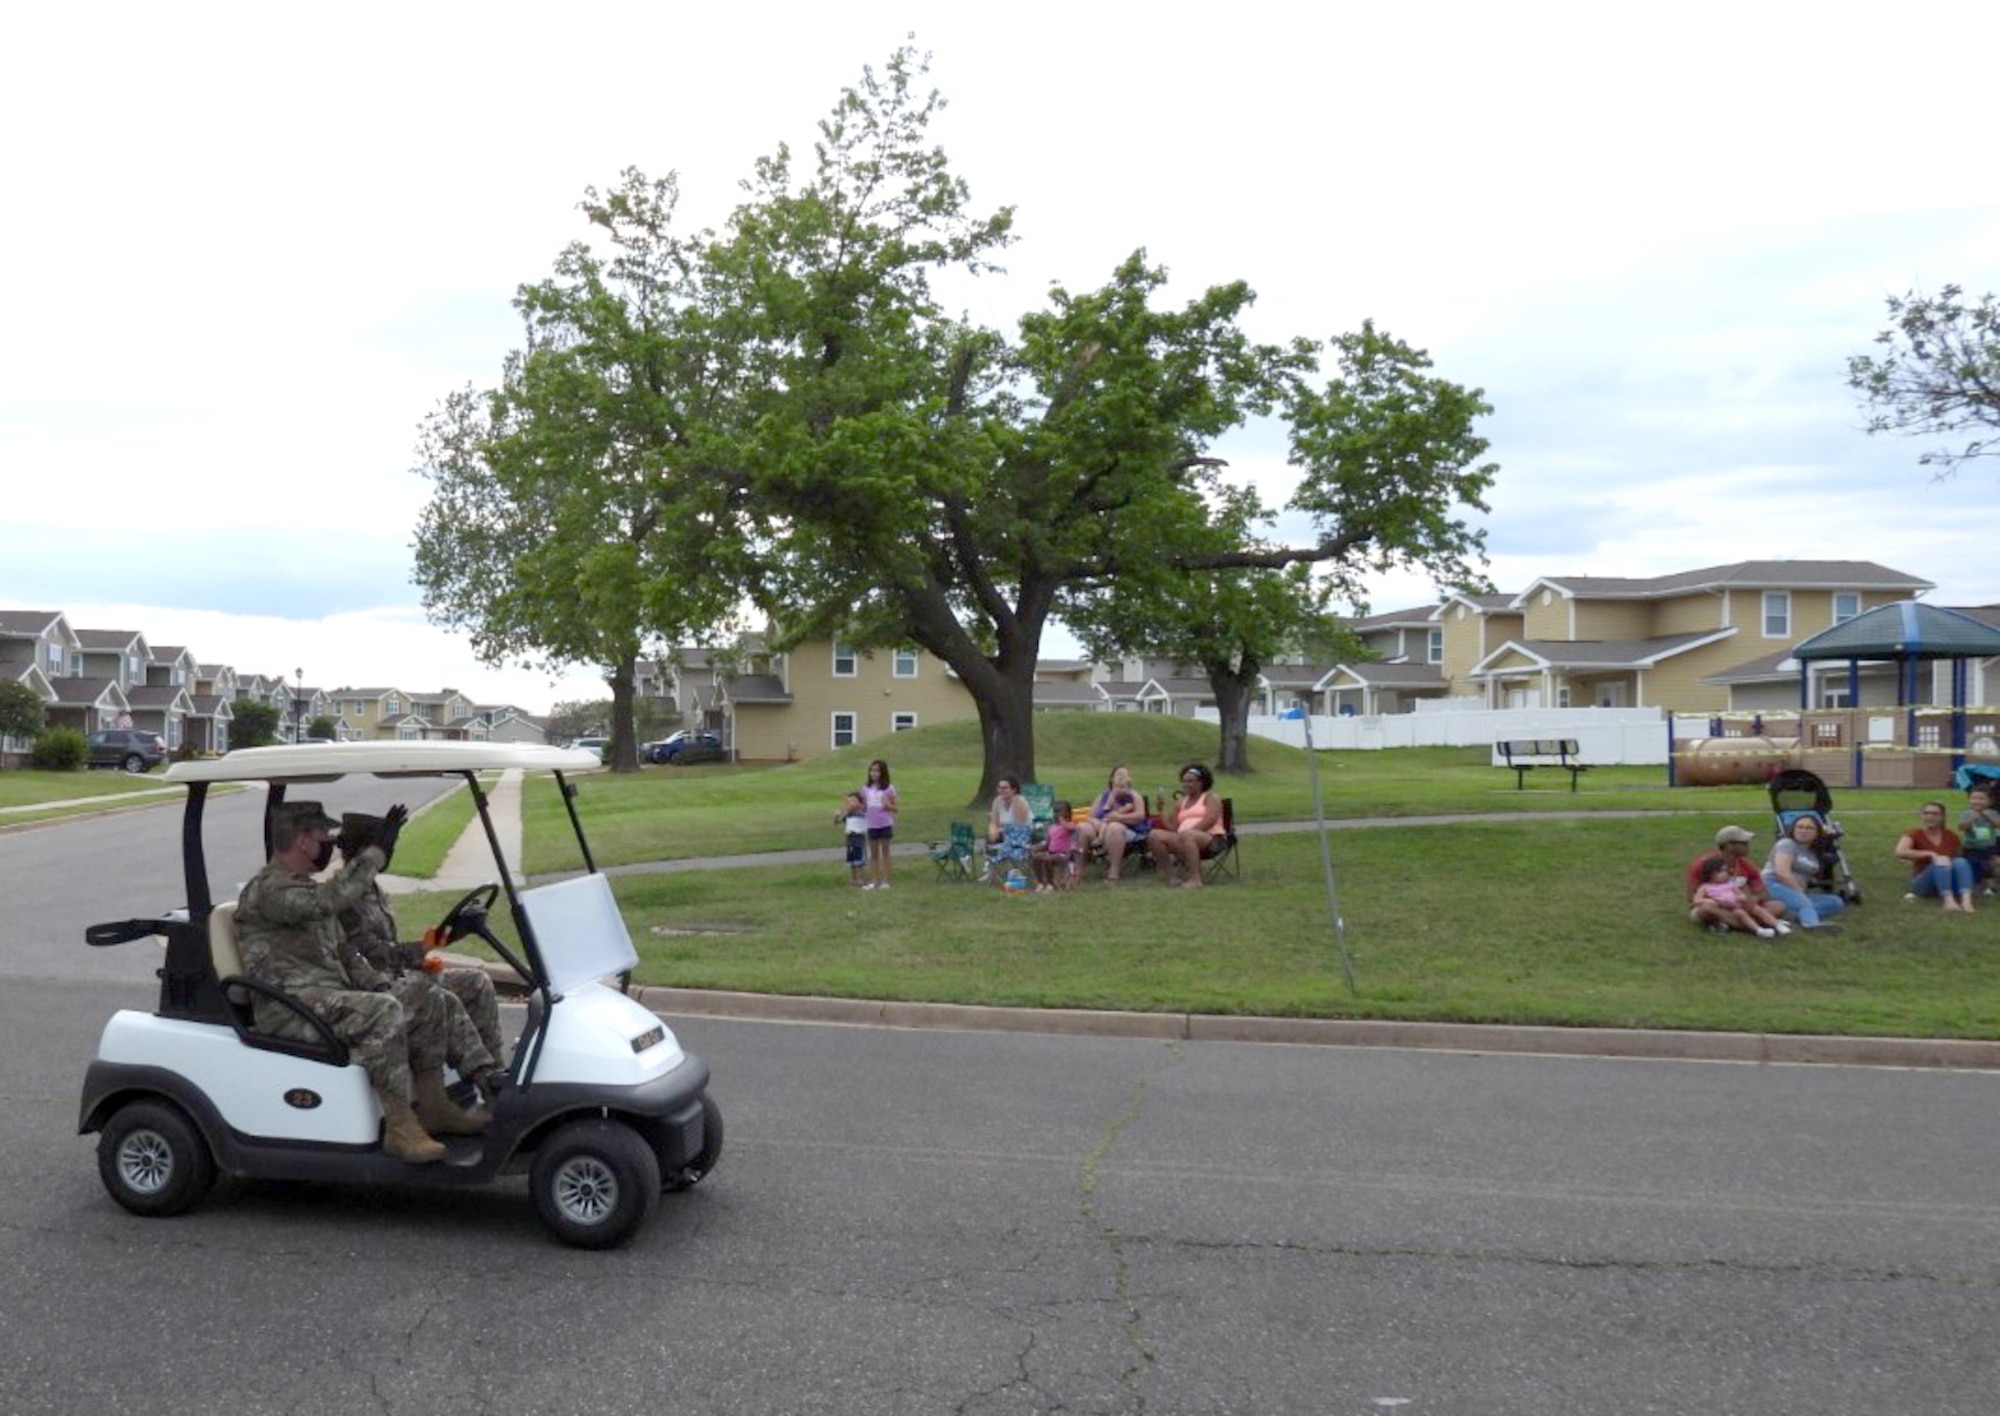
[377,1089,447,1164]
[414,1068,491,1137]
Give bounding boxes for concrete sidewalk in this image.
[378,769,524,896]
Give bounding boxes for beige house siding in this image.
[1571,601,1652,639]
[1438,605,1487,689]
[1645,651,1735,710]
[730,704,799,762]
[1654,594,1725,634]
[1522,594,1572,639]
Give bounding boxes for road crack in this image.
[1079,1040,1183,1412]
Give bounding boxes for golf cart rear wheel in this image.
[97,1100,215,1217]
[530,1119,660,1249]
[664,1093,724,1191]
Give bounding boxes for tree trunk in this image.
[968,668,1037,809]
[606,653,640,772]
[1207,655,1260,775]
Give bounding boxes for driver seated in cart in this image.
[335,811,509,1103]
[234,801,494,1164]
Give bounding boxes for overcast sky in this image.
[5,2,1995,711]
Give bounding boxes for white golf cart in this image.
[77,741,720,1249]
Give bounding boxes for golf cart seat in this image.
[206,901,351,1065]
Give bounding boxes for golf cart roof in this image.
[164,740,606,785]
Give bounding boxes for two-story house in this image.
[328,687,411,741]
[0,611,74,765]
[1311,605,1452,716]
[475,704,548,744]
[717,637,978,761]
[409,690,481,740]
[1453,561,1932,711]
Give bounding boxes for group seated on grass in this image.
[933,761,1239,888]
[1685,791,2000,936]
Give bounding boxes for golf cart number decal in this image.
[283,1089,323,1110]
[630,1025,665,1054]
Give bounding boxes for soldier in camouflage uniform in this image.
[234,801,453,1162]
[335,812,506,1098]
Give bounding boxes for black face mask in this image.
[310,838,337,872]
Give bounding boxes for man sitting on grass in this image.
[1684,825,1792,935]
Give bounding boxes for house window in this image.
[832,643,857,677]
[1818,689,1853,712]
[397,722,420,740]
[893,648,918,678]
[385,696,400,715]
[1917,722,1943,750]
[1427,629,1442,664]
[1832,593,1860,625]
[1595,683,1626,707]
[1762,592,1790,638]
[130,653,144,681]
[48,645,64,675]
[832,711,856,748]
[451,702,467,720]
[892,712,918,732]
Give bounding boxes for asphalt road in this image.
[4,798,1999,1414]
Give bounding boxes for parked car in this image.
[569,735,610,759]
[87,729,168,773]
[644,730,726,765]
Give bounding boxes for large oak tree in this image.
[413,47,1497,796]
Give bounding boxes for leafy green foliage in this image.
[1849,284,2000,473]
[230,701,280,748]
[413,45,1497,803]
[31,726,86,770]
[0,680,47,744]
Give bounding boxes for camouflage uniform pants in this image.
[387,976,495,1078]
[434,966,505,1066]
[253,988,412,1097]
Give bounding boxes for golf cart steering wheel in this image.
[434,884,502,947]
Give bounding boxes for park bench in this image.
[1496,738,1591,792]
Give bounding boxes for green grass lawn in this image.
[402,716,1998,1041]
[0,767,183,816]
[516,713,1808,873]
[404,814,2000,1040]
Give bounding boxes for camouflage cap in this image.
[272,800,340,844]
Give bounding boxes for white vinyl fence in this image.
[1198,706,1673,766]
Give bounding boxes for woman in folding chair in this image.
[1145,762,1222,888]
[984,775,1035,883]
[1075,764,1150,882]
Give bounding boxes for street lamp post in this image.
[294,666,304,744]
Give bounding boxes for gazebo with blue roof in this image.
[1791,601,2000,785]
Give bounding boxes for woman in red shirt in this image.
[1894,801,1977,912]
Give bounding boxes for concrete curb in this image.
[444,958,2000,1071]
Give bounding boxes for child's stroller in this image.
[1767,768,1863,903]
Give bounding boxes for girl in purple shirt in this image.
[860,758,898,890]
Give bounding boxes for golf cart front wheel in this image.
[530,1119,660,1249]
[97,1100,215,1217]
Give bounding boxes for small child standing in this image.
[837,791,867,887]
[1696,855,1789,937]
[1032,800,1078,892]
[1960,787,2000,892]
